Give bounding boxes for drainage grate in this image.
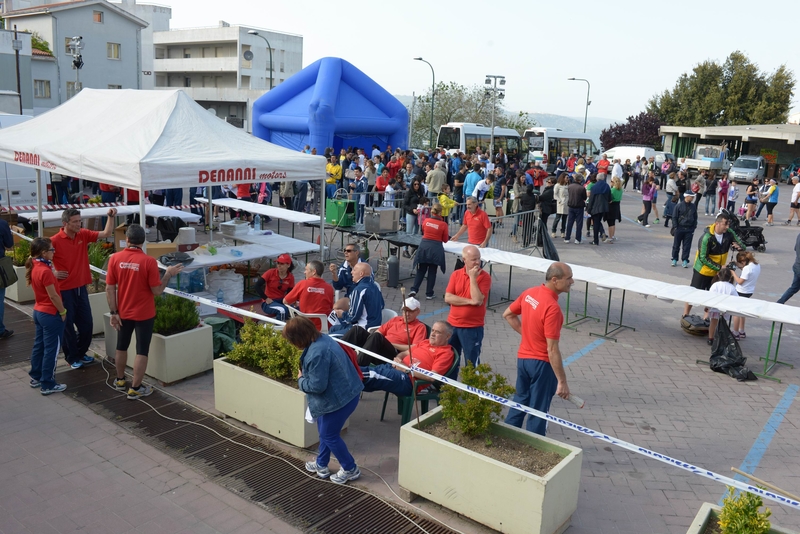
[52,364,462,534]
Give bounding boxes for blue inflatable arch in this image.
[252,57,409,153]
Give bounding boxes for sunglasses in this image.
[48,248,56,252]
[344,249,356,253]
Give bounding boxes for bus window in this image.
[437,127,460,150]
[549,139,558,163]
[465,133,479,155]
[587,141,598,155]
[569,139,580,155]
[527,132,545,151]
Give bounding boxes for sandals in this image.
[740,332,746,339]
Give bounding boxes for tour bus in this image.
[436,122,522,159]
[523,128,599,173]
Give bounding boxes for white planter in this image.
[103,313,213,385]
[687,502,798,534]
[88,290,108,335]
[399,406,582,534]
[5,265,34,303]
[214,358,343,448]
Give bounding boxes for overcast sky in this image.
[165,0,799,124]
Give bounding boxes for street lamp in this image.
[413,57,435,148]
[248,30,273,90]
[567,78,591,133]
[484,75,505,157]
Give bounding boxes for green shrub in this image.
[153,294,199,336]
[224,319,300,382]
[439,362,515,438]
[718,487,771,534]
[8,239,30,267]
[87,241,111,290]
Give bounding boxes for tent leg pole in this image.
[319,178,325,260]
[757,322,791,382]
[139,186,146,251]
[36,170,43,237]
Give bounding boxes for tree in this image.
[26,30,52,54]
[599,112,664,151]
[408,82,535,148]
[647,51,794,126]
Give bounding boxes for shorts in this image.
[737,291,752,298]
[707,309,722,320]
[791,202,800,210]
[690,269,714,291]
[117,317,156,357]
[745,198,757,205]
[766,202,777,215]
[493,199,504,208]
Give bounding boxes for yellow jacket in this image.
[437,193,456,217]
[326,163,341,185]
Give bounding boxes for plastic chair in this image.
[285,304,329,334]
[381,308,398,325]
[380,348,458,425]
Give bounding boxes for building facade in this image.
[0,28,32,113]
[112,0,171,90]
[152,21,302,131]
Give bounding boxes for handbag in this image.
[691,183,700,193]
[0,256,18,289]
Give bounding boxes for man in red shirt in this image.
[51,207,117,369]
[283,260,334,330]
[451,197,492,247]
[445,245,491,371]
[341,297,428,365]
[503,262,573,436]
[596,154,611,176]
[360,321,455,396]
[106,224,183,399]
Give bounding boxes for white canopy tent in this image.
[0,89,327,253]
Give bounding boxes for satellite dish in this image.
[206,107,217,116]
[243,50,253,61]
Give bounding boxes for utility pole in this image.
[12,25,22,114]
[69,36,84,96]
[484,75,506,157]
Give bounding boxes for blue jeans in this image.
[505,358,558,436]
[672,228,694,262]
[778,265,800,304]
[356,202,365,224]
[316,394,359,471]
[0,286,6,334]
[564,207,584,242]
[326,184,337,200]
[449,326,484,373]
[704,194,716,214]
[405,213,419,235]
[361,364,413,397]
[165,188,183,207]
[30,311,65,390]
[61,286,93,364]
[328,323,354,336]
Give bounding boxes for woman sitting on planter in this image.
[283,316,364,485]
[254,254,295,321]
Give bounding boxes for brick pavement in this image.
[4,185,800,534]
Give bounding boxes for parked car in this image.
[603,146,655,164]
[780,157,800,182]
[728,155,766,183]
[654,151,676,168]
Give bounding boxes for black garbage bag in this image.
[709,319,757,381]
[537,218,560,261]
[158,251,194,267]
[156,216,188,242]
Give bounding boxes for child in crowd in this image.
[727,180,739,213]
[417,197,431,228]
[437,183,456,219]
[705,268,738,346]
[383,179,397,207]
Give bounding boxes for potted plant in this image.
[104,293,212,385]
[687,487,798,534]
[87,241,112,335]
[5,239,34,303]
[214,319,337,448]
[398,363,583,534]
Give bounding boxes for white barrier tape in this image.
[3,202,205,212]
[12,228,799,509]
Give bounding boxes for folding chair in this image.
[285,304,329,334]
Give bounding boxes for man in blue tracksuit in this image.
[329,263,384,335]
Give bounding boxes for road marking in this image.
[419,306,450,320]
[563,339,606,367]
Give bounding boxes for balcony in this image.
[153,57,238,73]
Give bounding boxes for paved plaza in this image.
[2,189,800,534]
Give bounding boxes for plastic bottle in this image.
[216,288,224,304]
[254,213,261,230]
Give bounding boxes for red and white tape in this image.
[1,203,205,212]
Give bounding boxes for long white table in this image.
[17,204,202,223]
[194,197,319,224]
[159,244,273,272]
[228,231,318,256]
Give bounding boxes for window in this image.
[183,48,191,58]
[34,80,50,99]
[229,105,237,117]
[93,10,103,23]
[64,37,72,55]
[154,47,165,59]
[184,77,191,87]
[437,127,460,150]
[107,84,122,89]
[66,81,82,99]
[107,42,120,60]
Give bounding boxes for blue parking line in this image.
[563,339,605,367]
[622,215,652,231]
[419,306,450,320]
[719,384,799,504]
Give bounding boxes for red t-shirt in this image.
[106,247,162,321]
[597,159,610,174]
[125,189,147,202]
[379,317,427,346]
[386,160,402,180]
[31,260,60,315]
[237,183,252,198]
[421,216,449,243]
[51,228,99,290]
[99,182,117,193]
[445,267,491,328]
[260,268,295,300]
[404,340,455,390]
[375,174,389,192]
[464,208,491,245]
[283,277,334,330]
[509,285,563,362]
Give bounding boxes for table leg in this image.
[563,281,601,330]
[756,322,792,382]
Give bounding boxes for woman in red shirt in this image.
[26,237,68,395]
[409,204,450,300]
[254,253,296,321]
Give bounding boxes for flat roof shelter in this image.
[660,124,800,168]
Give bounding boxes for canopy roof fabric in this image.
[0,89,326,191]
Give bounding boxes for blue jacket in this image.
[298,334,363,417]
[464,171,482,199]
[332,259,361,295]
[340,275,384,329]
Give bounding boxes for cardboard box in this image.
[178,243,199,253]
[144,242,176,259]
[114,223,127,249]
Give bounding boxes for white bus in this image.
[436,122,522,159]
[523,128,599,173]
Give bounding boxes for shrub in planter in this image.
[223,318,300,381]
[8,239,30,267]
[87,241,112,292]
[153,293,200,336]
[718,486,771,534]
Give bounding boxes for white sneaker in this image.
[644,224,651,228]
[574,240,582,245]
[330,466,361,484]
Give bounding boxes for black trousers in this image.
[341,325,398,366]
[412,263,438,298]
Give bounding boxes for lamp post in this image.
[568,77,591,133]
[413,57,435,148]
[484,75,505,157]
[248,30,273,90]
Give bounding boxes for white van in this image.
[0,113,50,210]
[603,145,655,164]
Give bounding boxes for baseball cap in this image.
[276,253,292,264]
[684,191,696,197]
[402,297,421,311]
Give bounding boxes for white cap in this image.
[403,297,421,311]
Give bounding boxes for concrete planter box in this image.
[687,502,798,534]
[5,265,34,303]
[88,290,108,335]
[399,406,582,534]
[103,313,213,385]
[214,358,344,448]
